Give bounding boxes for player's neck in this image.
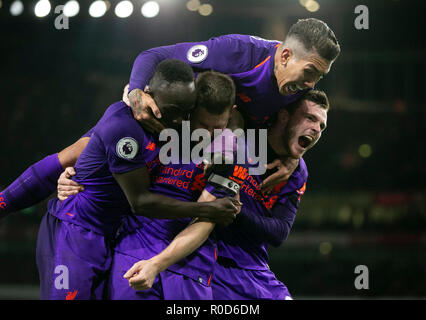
[267,130,289,158]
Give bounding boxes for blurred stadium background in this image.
[0,0,425,299]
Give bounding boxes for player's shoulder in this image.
[222,34,281,67]
[218,34,281,47]
[94,101,152,144]
[213,34,281,57]
[92,100,129,127]
[272,157,308,196]
[100,100,132,121]
[296,157,308,182]
[97,101,137,129]
[243,34,281,48]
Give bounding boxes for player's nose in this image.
[311,123,321,134]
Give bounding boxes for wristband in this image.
[207,173,241,197]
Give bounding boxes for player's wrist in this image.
[206,173,241,197]
[195,202,216,219]
[147,256,166,273]
[204,162,245,198]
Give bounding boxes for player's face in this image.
[275,50,332,96]
[282,100,328,159]
[190,106,231,136]
[150,82,196,130]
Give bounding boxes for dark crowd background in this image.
[0,0,425,299]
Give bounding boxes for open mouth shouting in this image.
[298,135,315,150]
[285,83,304,95]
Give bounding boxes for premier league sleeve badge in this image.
[186,44,208,63]
[116,137,139,160]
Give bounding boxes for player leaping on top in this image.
[126,18,340,191]
[0,18,340,220]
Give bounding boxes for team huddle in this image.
[0,18,340,300]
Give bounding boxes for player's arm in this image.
[57,160,239,224]
[236,194,300,247]
[123,189,221,290]
[128,35,260,130]
[57,137,90,168]
[0,136,89,219]
[113,168,238,224]
[202,152,302,247]
[203,184,298,248]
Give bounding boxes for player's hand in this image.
[122,84,131,106]
[123,259,160,291]
[57,167,84,201]
[128,88,166,133]
[234,192,242,215]
[207,197,242,226]
[260,158,299,194]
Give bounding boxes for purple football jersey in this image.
[114,160,218,287]
[129,34,308,124]
[205,157,308,271]
[48,101,159,238]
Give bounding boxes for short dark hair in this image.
[286,18,340,61]
[195,71,236,115]
[286,89,330,114]
[150,59,194,88]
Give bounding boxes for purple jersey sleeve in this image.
[128,45,175,93]
[81,127,95,138]
[128,34,277,92]
[237,159,308,246]
[236,192,300,247]
[96,110,152,174]
[205,157,308,247]
[205,182,300,247]
[275,157,308,207]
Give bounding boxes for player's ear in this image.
[280,48,292,66]
[278,108,290,125]
[232,104,237,110]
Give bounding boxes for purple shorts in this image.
[212,258,293,300]
[36,213,113,300]
[108,251,213,300]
